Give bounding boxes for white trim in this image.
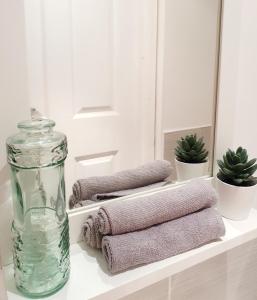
[154,0,166,160]
[163,124,212,135]
[213,0,242,176]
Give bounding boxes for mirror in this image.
[9,0,221,210]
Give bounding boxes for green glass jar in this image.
[6,119,70,297]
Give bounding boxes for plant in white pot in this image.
[217,147,257,220]
[174,134,209,181]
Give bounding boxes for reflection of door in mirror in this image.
[23,0,221,205]
[25,0,157,196]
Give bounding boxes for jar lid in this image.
[18,119,55,131]
[6,118,67,168]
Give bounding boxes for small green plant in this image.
[217,147,257,186]
[175,134,208,163]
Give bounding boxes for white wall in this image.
[0,0,30,264]
[161,0,220,132]
[215,0,257,161]
[156,0,221,177]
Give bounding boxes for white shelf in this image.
[4,209,257,300]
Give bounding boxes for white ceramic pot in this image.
[175,158,209,182]
[216,177,257,220]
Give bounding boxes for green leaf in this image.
[231,178,244,185]
[237,158,257,172]
[240,149,248,163]
[187,135,194,147]
[223,154,233,169]
[242,164,257,176]
[232,154,241,164]
[197,152,208,162]
[217,160,225,169]
[195,142,204,152]
[222,167,237,178]
[226,150,234,165]
[182,140,190,151]
[236,146,243,155]
[236,173,252,179]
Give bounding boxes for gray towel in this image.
[71,160,171,207]
[80,182,170,248]
[91,181,170,201]
[73,199,96,208]
[97,180,217,235]
[102,208,225,273]
[82,214,102,249]
[72,181,170,208]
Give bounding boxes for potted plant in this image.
[174,134,209,181]
[216,147,257,220]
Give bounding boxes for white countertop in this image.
[4,209,257,300]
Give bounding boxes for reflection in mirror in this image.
[157,0,221,184]
[21,0,221,210]
[69,160,172,209]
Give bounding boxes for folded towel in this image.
[91,181,170,201]
[70,160,171,208]
[72,182,169,209]
[82,214,102,249]
[102,208,225,273]
[97,180,217,235]
[73,198,96,208]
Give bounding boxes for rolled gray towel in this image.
[98,180,217,235]
[72,182,169,209]
[74,199,96,208]
[81,183,169,248]
[70,195,97,209]
[69,195,77,209]
[82,214,102,249]
[102,208,225,273]
[71,160,171,206]
[91,181,170,201]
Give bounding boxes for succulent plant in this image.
[175,134,208,163]
[217,147,257,186]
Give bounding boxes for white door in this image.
[0,0,30,266]
[24,0,157,196]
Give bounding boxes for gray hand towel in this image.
[73,199,96,208]
[82,214,102,249]
[98,180,217,235]
[102,208,225,273]
[71,160,171,207]
[89,181,170,201]
[70,182,169,209]
[70,194,95,209]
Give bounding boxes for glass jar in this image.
[6,119,70,297]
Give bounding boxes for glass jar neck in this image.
[20,127,53,135]
[18,119,55,133]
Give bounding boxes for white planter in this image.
[175,158,209,182]
[216,177,257,220]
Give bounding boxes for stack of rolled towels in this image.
[69,160,172,209]
[83,179,225,273]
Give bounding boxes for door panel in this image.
[0,0,30,266]
[24,0,157,196]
